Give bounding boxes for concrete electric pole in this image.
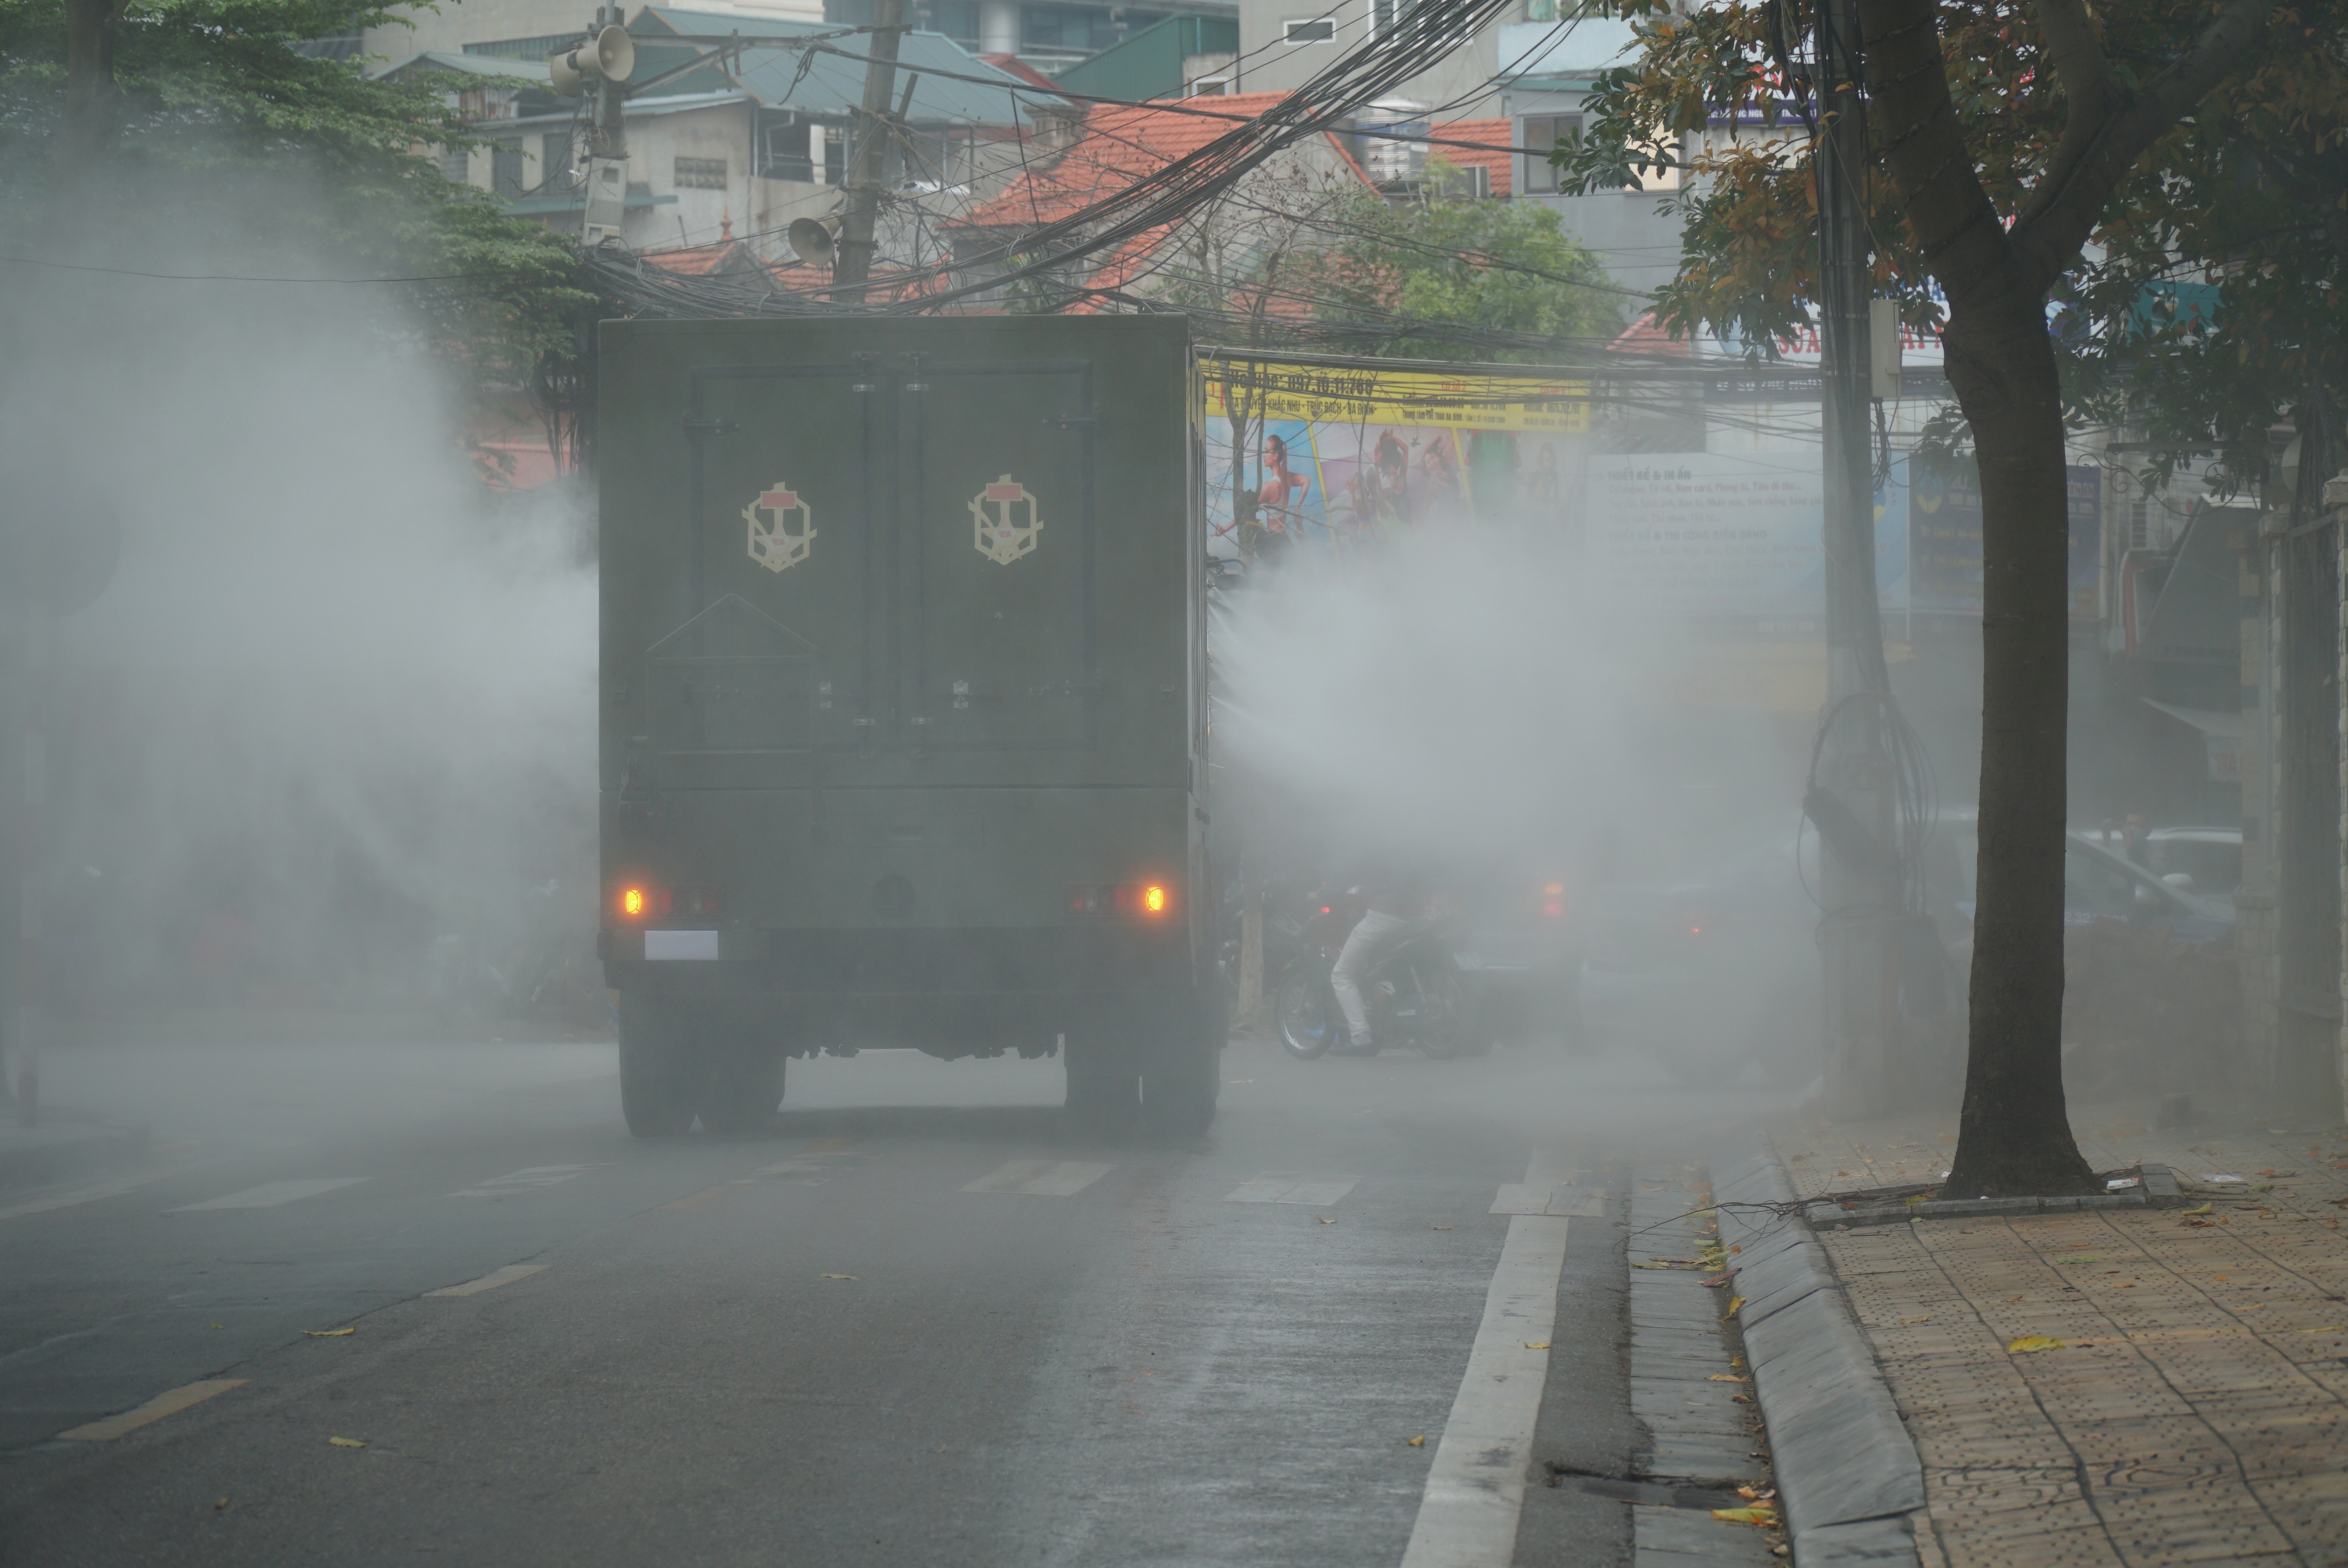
[832,0,908,300]
[1810,0,1904,1117]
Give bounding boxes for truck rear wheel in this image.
[1063,1031,1139,1128]
[619,994,693,1138]
[697,1044,785,1135]
[1140,988,1224,1138]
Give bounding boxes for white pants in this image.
[1331,910,1409,1045]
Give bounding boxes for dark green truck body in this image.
[596,314,1218,1133]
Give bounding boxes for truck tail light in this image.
[1065,882,1177,920]
[615,882,671,921]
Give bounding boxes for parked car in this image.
[2143,826,2243,907]
[1579,810,2233,1087]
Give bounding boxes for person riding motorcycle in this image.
[1329,862,1427,1053]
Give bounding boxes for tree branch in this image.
[1853,0,2017,309]
[2011,0,2274,292]
[2014,0,2123,234]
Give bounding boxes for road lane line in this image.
[424,1263,548,1298]
[167,1178,369,1211]
[755,1137,857,1176]
[1224,1173,1362,1205]
[58,1379,246,1441]
[961,1159,1111,1196]
[1401,1154,1576,1568]
[660,1184,744,1211]
[446,1164,605,1199]
[0,1172,171,1223]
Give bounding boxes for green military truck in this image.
[597,314,1221,1137]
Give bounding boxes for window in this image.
[1284,17,1336,40]
[463,34,588,60]
[760,120,813,183]
[674,156,728,190]
[491,140,528,198]
[823,127,845,185]
[1021,3,1116,52]
[1190,76,1230,95]
[542,131,575,186]
[440,145,470,183]
[1518,115,1576,194]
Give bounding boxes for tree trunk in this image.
[61,0,131,161]
[1938,287,2097,1196]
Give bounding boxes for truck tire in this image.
[1063,1031,1140,1128]
[697,1043,786,1135]
[619,994,693,1138]
[1141,988,1223,1138]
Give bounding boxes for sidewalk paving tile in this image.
[1769,1108,2348,1568]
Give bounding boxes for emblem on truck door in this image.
[970,475,1042,565]
[743,483,816,572]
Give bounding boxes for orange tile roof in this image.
[1426,117,1514,197]
[962,94,1350,230]
[641,239,749,277]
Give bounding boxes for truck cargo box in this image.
[597,314,1218,1136]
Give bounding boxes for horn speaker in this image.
[787,216,841,269]
[549,25,636,95]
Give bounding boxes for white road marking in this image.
[1402,1153,1575,1568]
[960,1159,1111,1196]
[445,1164,605,1199]
[424,1263,548,1298]
[1489,1179,1604,1218]
[58,1379,246,1441]
[167,1177,369,1211]
[1224,1173,1361,1206]
[0,1170,172,1223]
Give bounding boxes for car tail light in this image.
[1540,880,1567,920]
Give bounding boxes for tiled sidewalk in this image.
[1769,1106,2348,1567]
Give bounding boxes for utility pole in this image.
[577,6,633,247]
[1810,0,1903,1117]
[833,0,907,300]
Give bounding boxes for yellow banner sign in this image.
[1203,360,1592,434]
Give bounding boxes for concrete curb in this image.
[1804,1163,2186,1229]
[1709,1136,1923,1568]
[0,1122,150,1192]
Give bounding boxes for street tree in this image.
[1562,0,2275,1194]
[0,0,590,404]
[2066,7,2347,500]
[1294,174,1623,362]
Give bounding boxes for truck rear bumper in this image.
[603,925,1194,997]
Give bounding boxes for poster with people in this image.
[1201,357,1591,564]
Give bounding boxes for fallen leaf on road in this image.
[2298,1325,2347,1333]
[1731,1393,1752,1404]
[1317,1218,1336,1225]
[1407,1435,1425,1447]
[820,1274,857,1281]
[2181,1203,2213,1216]
[305,1328,356,1337]
[2007,1336,2064,1354]
[1632,1259,1702,1268]
[2002,1294,2024,1303]
[1430,1225,1453,1230]
[214,1499,229,1511]
[328,1437,366,1449]
[210,1322,223,1330]
[1708,1375,1750,1383]
[1523,1341,1550,1350]
[2054,1255,2099,1264]
[1712,1506,1778,1526]
[1724,1296,1746,1315]
[1897,1315,1930,1324]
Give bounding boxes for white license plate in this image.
[645,929,720,961]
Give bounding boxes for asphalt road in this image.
[0,1033,1784,1566]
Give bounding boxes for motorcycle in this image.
[1273,888,1477,1061]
